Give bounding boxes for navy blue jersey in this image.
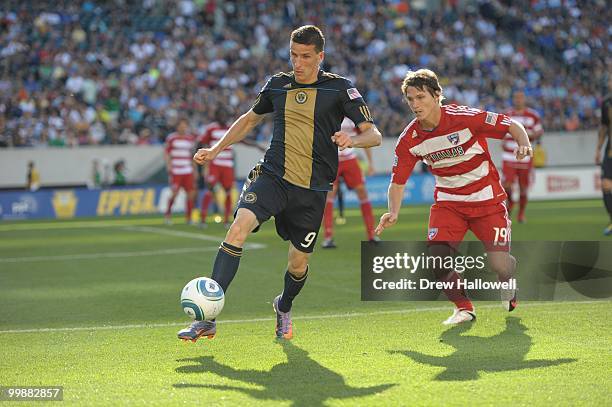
[252,70,374,191]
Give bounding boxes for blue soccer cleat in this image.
[177,320,216,342]
[272,295,293,339]
[604,224,612,236]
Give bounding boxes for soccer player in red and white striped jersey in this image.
[321,117,377,248]
[197,109,234,228]
[164,118,196,224]
[375,69,532,325]
[502,90,543,223]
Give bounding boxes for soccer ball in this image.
[180,277,225,321]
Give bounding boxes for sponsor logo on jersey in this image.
[425,146,465,163]
[295,91,308,104]
[485,112,499,126]
[347,88,362,100]
[428,227,438,240]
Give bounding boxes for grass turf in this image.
[0,199,610,405]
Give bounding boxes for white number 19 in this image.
[493,227,510,246]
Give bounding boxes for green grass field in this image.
[1,199,611,406]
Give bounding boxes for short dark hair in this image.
[290,25,325,53]
[401,69,443,100]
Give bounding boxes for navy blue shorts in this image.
[236,167,326,253]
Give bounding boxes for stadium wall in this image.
[0,130,599,189]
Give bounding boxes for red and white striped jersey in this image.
[165,132,196,175]
[197,123,233,167]
[338,117,359,162]
[502,107,542,165]
[392,104,512,207]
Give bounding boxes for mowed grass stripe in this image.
[0,300,607,334]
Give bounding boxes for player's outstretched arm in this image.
[508,120,533,161]
[375,182,405,235]
[332,122,382,150]
[194,109,265,165]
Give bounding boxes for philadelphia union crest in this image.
[243,192,257,203]
[295,91,308,104]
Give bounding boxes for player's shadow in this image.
[174,340,395,406]
[389,317,576,381]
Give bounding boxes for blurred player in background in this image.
[502,90,543,223]
[164,118,196,224]
[197,108,234,229]
[197,108,266,229]
[376,69,532,325]
[180,25,382,342]
[322,117,378,248]
[596,77,612,235]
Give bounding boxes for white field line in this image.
[123,226,266,249]
[0,300,608,335]
[0,226,265,263]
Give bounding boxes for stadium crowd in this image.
[0,0,609,147]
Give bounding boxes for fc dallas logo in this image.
[447,133,459,145]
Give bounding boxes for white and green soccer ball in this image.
[180,277,225,321]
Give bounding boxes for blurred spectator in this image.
[0,0,609,149]
[26,160,40,191]
[113,159,126,186]
[88,159,101,189]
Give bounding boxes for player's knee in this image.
[602,179,612,192]
[224,218,255,246]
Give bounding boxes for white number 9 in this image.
[300,232,317,248]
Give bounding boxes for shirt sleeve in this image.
[470,110,513,140]
[391,131,419,185]
[339,79,374,126]
[252,78,274,115]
